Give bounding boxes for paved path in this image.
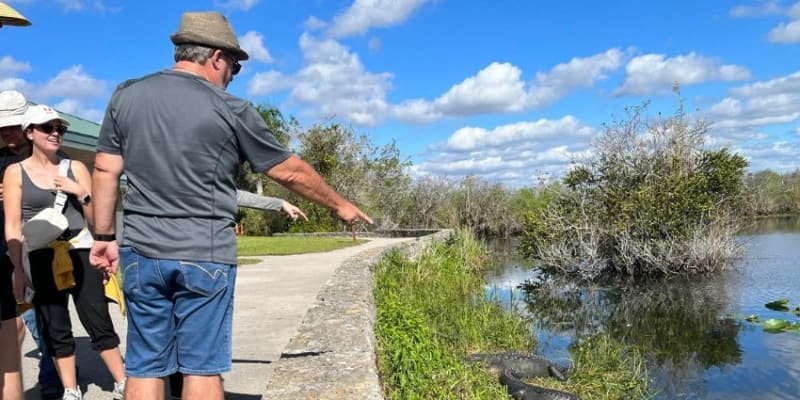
[20,237,412,399]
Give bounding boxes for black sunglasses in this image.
[220,51,241,76]
[34,123,68,135]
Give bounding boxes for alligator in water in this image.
[466,352,569,381]
[499,370,580,400]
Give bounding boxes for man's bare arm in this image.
[265,155,372,225]
[92,152,124,235]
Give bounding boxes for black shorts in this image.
[0,254,18,321]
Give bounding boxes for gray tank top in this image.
[21,162,86,240]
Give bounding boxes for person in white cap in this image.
[4,105,127,400]
[0,91,79,400]
[91,10,371,400]
[0,89,27,400]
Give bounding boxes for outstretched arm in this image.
[236,190,309,222]
[236,190,282,211]
[264,155,372,226]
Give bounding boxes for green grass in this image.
[236,235,366,256]
[236,257,262,265]
[374,229,534,399]
[523,333,654,399]
[373,229,653,399]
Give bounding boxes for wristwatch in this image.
[80,193,91,206]
[94,234,116,242]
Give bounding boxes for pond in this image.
[484,218,800,399]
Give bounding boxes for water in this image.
[484,219,800,399]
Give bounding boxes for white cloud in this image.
[303,16,328,31]
[287,33,392,126]
[731,1,800,43]
[444,116,595,152]
[238,31,273,63]
[615,52,750,95]
[53,98,103,123]
[0,78,28,92]
[328,0,429,38]
[213,0,259,11]
[730,70,800,97]
[38,65,106,99]
[248,70,292,96]
[391,99,440,124]
[735,141,800,172]
[434,62,528,116]
[415,116,598,186]
[791,1,800,18]
[55,0,84,11]
[0,56,31,78]
[729,1,782,17]
[527,48,625,108]
[28,0,119,13]
[768,19,800,42]
[705,71,800,142]
[391,48,625,124]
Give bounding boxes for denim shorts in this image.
[119,247,236,377]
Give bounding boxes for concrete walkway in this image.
[20,237,412,399]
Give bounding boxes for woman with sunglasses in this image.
[3,105,126,400]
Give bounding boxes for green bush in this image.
[520,99,747,276]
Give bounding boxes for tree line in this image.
[236,105,538,237]
[238,102,795,277]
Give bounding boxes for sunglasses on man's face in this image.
[34,123,68,136]
[221,51,241,76]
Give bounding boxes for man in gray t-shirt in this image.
[91,11,371,400]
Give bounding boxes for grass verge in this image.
[373,229,533,399]
[373,229,653,399]
[236,235,366,256]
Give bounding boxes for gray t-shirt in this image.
[97,69,291,265]
[21,162,86,239]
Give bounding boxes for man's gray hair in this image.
[174,44,215,64]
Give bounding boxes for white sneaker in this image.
[62,388,82,400]
[112,378,126,399]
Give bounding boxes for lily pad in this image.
[765,299,791,312]
[745,314,760,323]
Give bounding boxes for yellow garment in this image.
[105,273,126,316]
[17,302,34,313]
[49,240,76,291]
[43,230,125,315]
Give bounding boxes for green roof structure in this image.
[60,110,100,152]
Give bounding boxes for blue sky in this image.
[2,0,799,187]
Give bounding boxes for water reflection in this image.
[485,220,800,399]
[520,274,743,398]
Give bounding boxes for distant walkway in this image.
[20,237,414,399]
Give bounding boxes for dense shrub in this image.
[520,99,747,276]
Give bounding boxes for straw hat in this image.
[170,11,249,61]
[0,1,31,27]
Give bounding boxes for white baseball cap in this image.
[0,90,28,128]
[22,104,70,130]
